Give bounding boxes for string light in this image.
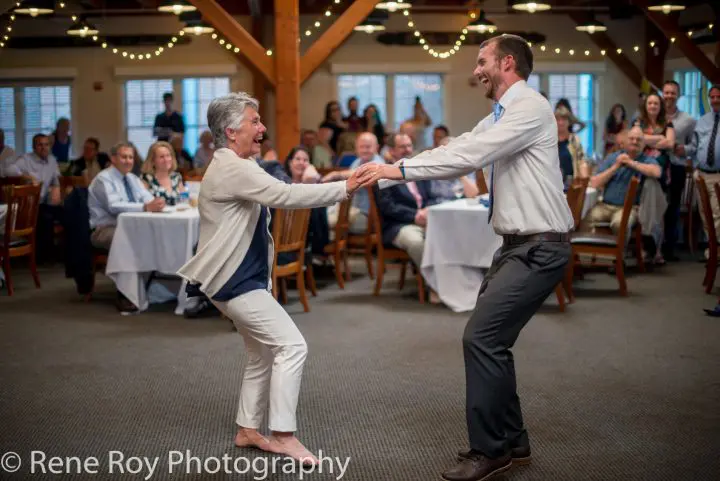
[98,29,183,60]
[402,7,481,60]
[264,0,344,58]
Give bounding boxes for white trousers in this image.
[212,289,307,433]
[393,224,425,267]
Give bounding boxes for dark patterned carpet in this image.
[1,260,719,480]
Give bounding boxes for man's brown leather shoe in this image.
[457,445,531,466]
[441,454,512,481]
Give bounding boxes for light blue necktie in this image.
[488,102,504,222]
[123,175,136,202]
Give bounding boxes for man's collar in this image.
[496,80,527,109]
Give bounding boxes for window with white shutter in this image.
[125,79,173,159]
[181,77,230,155]
[23,85,71,151]
[549,73,595,155]
[0,87,15,149]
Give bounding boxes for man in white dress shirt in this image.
[88,142,165,313]
[357,34,574,481]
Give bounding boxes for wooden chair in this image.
[567,177,640,296]
[367,188,426,303]
[475,169,489,195]
[696,176,719,293]
[0,176,35,201]
[347,187,380,279]
[59,176,87,197]
[1,184,42,295]
[679,166,697,255]
[319,199,352,289]
[85,248,109,302]
[271,208,313,312]
[554,182,587,309]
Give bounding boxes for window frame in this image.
[122,75,231,159]
[0,81,74,153]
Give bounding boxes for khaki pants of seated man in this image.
[582,202,638,234]
[91,225,116,249]
[393,224,425,267]
[697,172,720,241]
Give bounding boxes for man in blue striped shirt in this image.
[676,84,720,244]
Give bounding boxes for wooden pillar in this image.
[644,17,669,88]
[274,0,301,161]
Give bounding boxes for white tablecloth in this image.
[106,207,200,314]
[422,188,598,313]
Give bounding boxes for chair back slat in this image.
[695,176,717,246]
[0,176,36,202]
[334,198,352,243]
[272,208,311,254]
[565,184,584,230]
[475,169,489,195]
[59,176,87,200]
[3,184,42,241]
[615,177,639,247]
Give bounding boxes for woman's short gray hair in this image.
[207,92,259,148]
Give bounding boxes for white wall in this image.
[0,10,704,156]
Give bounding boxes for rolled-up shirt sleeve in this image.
[401,96,547,181]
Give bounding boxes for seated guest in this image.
[378,132,440,267]
[169,133,193,170]
[193,130,214,170]
[312,127,334,169]
[88,142,165,312]
[0,128,17,176]
[66,137,110,181]
[141,141,186,205]
[285,146,321,184]
[322,132,384,233]
[7,133,63,262]
[556,105,589,183]
[432,125,450,149]
[259,133,278,161]
[283,146,329,256]
[583,126,661,233]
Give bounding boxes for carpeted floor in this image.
[1,260,719,481]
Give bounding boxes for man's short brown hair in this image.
[480,34,533,80]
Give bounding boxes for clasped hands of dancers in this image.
[179,33,574,481]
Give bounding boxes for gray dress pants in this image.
[463,239,571,458]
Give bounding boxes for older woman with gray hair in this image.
[178,92,363,464]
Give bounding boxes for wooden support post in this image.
[188,0,276,86]
[569,12,643,89]
[632,0,720,84]
[274,0,301,161]
[644,17,669,88]
[300,0,379,84]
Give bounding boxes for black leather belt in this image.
[502,232,570,245]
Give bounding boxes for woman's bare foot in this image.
[234,427,273,452]
[268,433,318,465]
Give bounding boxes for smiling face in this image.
[153,146,174,173]
[710,87,720,112]
[626,127,645,158]
[662,83,679,111]
[112,146,135,176]
[473,42,504,100]
[645,94,662,120]
[226,107,266,158]
[556,115,570,135]
[288,149,310,179]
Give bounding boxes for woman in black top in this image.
[318,101,346,153]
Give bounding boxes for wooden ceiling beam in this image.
[569,12,643,89]
[188,0,276,86]
[299,0,378,84]
[630,0,720,84]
